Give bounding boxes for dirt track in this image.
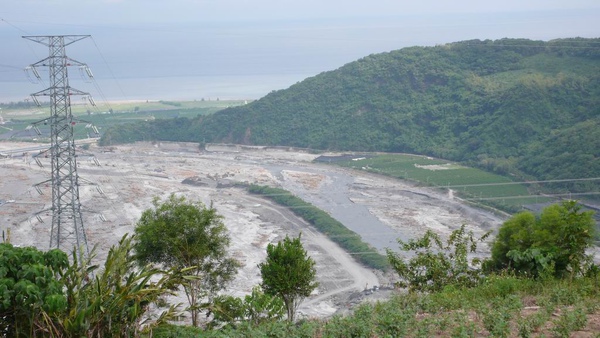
[0,141,504,320]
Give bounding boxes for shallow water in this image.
[265,163,407,253]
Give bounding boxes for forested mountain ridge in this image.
[100,38,600,190]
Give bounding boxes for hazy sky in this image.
[2,0,600,24]
[1,0,599,101]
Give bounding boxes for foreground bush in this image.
[485,200,596,278]
[0,236,184,338]
[150,275,600,337]
[0,244,68,337]
[387,225,490,292]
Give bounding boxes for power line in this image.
[0,64,22,70]
[465,191,600,201]
[443,177,600,189]
[1,18,43,58]
[90,36,127,103]
[0,17,30,35]
[349,159,600,188]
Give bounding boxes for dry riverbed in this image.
[0,141,505,321]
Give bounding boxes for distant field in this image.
[329,154,554,212]
[1,99,246,118]
[0,100,247,140]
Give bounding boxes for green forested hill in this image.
[100,38,600,190]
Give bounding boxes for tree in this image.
[133,194,240,326]
[259,234,318,322]
[485,201,596,278]
[0,244,68,337]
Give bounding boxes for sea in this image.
[0,72,318,104]
[0,19,357,104]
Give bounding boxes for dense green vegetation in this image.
[100,38,600,197]
[0,244,68,337]
[486,201,596,278]
[247,184,389,270]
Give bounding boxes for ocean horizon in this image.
[0,72,318,105]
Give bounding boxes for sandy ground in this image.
[0,141,506,322]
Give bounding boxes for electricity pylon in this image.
[24,35,93,261]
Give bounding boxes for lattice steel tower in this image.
[24,35,93,260]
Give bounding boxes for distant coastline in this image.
[0,72,314,104]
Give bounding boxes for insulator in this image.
[34,157,43,167]
[36,215,44,223]
[24,67,38,84]
[35,185,44,195]
[85,67,94,78]
[31,96,41,106]
[88,96,96,106]
[32,67,41,79]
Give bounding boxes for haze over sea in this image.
[1,73,314,103]
[1,9,599,103]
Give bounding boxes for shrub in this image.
[387,225,490,292]
[485,201,596,278]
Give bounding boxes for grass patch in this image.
[330,154,555,213]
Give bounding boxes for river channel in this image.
[264,163,407,253]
